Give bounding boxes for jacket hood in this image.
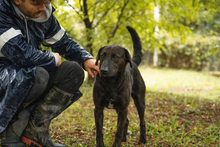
[5,0,52,23]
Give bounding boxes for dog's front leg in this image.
[95,107,104,147]
[112,109,128,147]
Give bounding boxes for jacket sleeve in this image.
[0,13,56,70]
[42,14,94,64]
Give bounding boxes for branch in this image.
[83,0,92,28]
[91,0,99,25]
[107,0,130,43]
[93,0,118,29]
[68,3,84,20]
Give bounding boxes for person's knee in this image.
[54,61,84,94]
[35,66,50,89]
[61,61,84,83]
[72,62,85,84]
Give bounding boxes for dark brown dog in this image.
[93,26,146,147]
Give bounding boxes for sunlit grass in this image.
[141,67,220,101]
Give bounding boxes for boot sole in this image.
[21,136,42,147]
[1,142,25,147]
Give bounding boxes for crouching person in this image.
[0,0,99,146]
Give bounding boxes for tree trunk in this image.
[83,0,94,82]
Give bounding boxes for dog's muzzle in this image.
[100,70,108,77]
[100,65,109,77]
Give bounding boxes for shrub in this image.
[150,35,220,71]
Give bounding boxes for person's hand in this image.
[54,53,62,67]
[84,58,100,78]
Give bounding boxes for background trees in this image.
[51,0,220,71]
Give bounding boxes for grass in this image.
[50,66,220,146]
[142,67,220,101]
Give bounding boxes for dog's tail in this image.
[126,26,143,67]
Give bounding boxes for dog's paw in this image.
[96,144,104,147]
[121,137,126,142]
[138,138,146,144]
[96,142,105,147]
[112,139,122,147]
[112,143,121,147]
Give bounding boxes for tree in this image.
[52,0,138,55]
[51,0,220,70]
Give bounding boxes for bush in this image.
[152,35,220,71]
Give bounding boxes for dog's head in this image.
[95,44,132,77]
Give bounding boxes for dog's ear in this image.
[95,46,105,65]
[124,49,132,68]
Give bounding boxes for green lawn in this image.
[51,67,220,147]
[141,67,220,101]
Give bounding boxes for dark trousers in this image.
[17,61,85,114]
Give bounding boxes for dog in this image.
[93,26,146,147]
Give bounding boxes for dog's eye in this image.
[112,54,119,60]
[100,54,106,59]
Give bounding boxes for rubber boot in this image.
[0,124,25,147]
[0,105,35,147]
[21,86,82,147]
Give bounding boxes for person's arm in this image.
[43,14,100,76]
[43,16,94,63]
[0,13,57,70]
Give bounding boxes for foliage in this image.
[153,35,220,71]
[50,1,206,51]
[49,0,220,70]
[50,67,220,146]
[51,0,153,55]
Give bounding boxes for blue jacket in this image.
[0,0,93,132]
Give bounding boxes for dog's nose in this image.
[100,66,108,75]
[101,69,108,74]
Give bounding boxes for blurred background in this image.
[49,0,220,72]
